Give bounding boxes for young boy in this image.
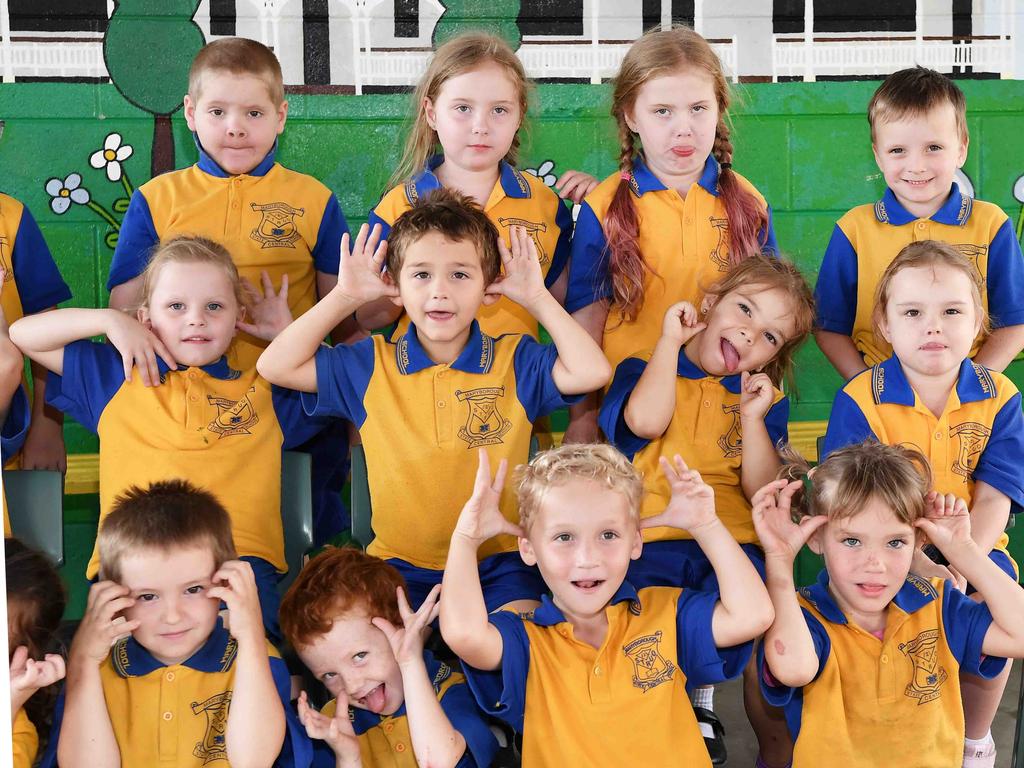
[279,547,499,767]
[42,479,308,768]
[439,445,774,767]
[258,189,611,612]
[814,66,1024,378]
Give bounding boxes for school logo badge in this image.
[899,629,948,704]
[718,403,742,458]
[709,216,730,271]
[206,388,259,438]
[623,631,676,692]
[0,236,10,283]
[192,691,231,763]
[250,202,304,248]
[456,386,512,448]
[498,217,550,266]
[950,422,990,479]
[951,243,988,275]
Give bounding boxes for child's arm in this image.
[257,224,396,392]
[0,299,22,422]
[974,325,1024,372]
[374,586,468,768]
[563,301,609,443]
[58,581,142,768]
[296,691,362,768]
[440,450,524,671]
[813,330,867,381]
[739,371,783,498]
[966,481,1011,554]
[10,645,65,722]
[642,456,774,647]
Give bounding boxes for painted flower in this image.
[524,159,557,188]
[89,133,133,182]
[45,173,90,215]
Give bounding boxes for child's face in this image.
[519,479,642,624]
[878,263,981,379]
[184,71,287,176]
[297,611,405,716]
[691,285,797,376]
[139,261,240,368]
[119,546,221,666]
[424,62,522,176]
[625,68,719,190]
[872,102,968,219]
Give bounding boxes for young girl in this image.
[566,26,777,443]
[822,240,1024,768]
[8,537,68,768]
[753,441,1024,768]
[599,254,814,767]
[9,235,324,643]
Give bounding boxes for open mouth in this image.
[856,583,886,597]
[426,311,455,321]
[903,178,933,187]
[720,338,740,372]
[919,342,947,351]
[357,683,387,714]
[571,579,604,593]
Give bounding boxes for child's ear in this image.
[956,133,969,168]
[623,108,638,135]
[137,307,151,327]
[481,289,501,306]
[630,524,643,560]
[518,536,537,566]
[183,94,197,131]
[275,100,289,135]
[806,523,825,556]
[700,295,716,316]
[383,272,404,307]
[875,308,892,345]
[422,97,438,131]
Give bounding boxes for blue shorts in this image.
[242,556,283,647]
[627,539,767,592]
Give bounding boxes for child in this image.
[565,26,777,443]
[279,547,499,767]
[8,537,67,768]
[822,240,1024,767]
[0,290,30,535]
[258,189,610,612]
[598,253,814,765]
[439,445,773,767]
[815,66,1024,379]
[753,441,1024,768]
[41,479,307,768]
[10,235,324,640]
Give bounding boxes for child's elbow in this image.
[752,601,776,636]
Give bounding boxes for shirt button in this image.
[190,395,199,402]
[383,723,393,733]
[703,400,711,407]
[881,654,888,663]
[163,711,173,721]
[437,401,446,408]
[917,222,926,230]
[165,671,175,682]
[593,666,602,676]
[232,201,240,209]
[395,743,406,753]
[685,217,693,225]
[935,431,942,440]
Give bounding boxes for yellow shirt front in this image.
[13,707,38,768]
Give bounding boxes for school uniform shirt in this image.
[41,619,310,768]
[463,581,751,768]
[761,571,1004,768]
[13,707,38,768]
[108,140,349,369]
[46,340,324,578]
[565,156,778,368]
[2,384,30,535]
[303,321,578,570]
[313,650,498,768]
[369,155,573,339]
[814,184,1024,367]
[600,349,788,544]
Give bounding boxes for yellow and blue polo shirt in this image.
[2,384,30,535]
[600,350,788,544]
[463,580,751,768]
[107,139,349,369]
[41,619,310,768]
[814,184,1024,367]
[565,156,777,368]
[761,571,1004,768]
[314,650,499,768]
[369,155,573,339]
[46,340,324,578]
[303,321,578,570]
[13,707,37,768]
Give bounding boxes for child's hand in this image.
[109,310,177,386]
[661,301,705,346]
[739,371,775,421]
[71,581,140,666]
[555,169,599,204]
[335,223,399,305]
[372,585,438,668]
[488,226,547,309]
[237,271,293,341]
[915,492,974,558]
[751,479,827,564]
[207,560,264,647]
[10,645,66,714]
[453,449,525,545]
[642,455,718,533]
[910,546,967,591]
[297,690,362,765]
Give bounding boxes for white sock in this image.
[964,731,995,757]
[691,686,715,711]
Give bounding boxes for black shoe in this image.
[694,706,727,765]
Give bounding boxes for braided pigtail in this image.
[713,119,769,264]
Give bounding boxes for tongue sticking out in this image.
[721,339,740,373]
[364,684,387,714]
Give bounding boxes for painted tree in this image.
[104,0,205,178]
[433,0,522,49]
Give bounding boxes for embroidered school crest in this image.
[718,403,742,458]
[0,236,10,282]
[206,389,259,438]
[250,202,304,248]
[456,386,512,448]
[899,629,948,704]
[708,216,730,270]
[497,217,550,266]
[623,631,676,692]
[950,243,988,275]
[949,422,990,479]
[191,691,231,763]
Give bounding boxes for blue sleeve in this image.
[758,607,831,708]
[10,205,72,313]
[270,655,314,768]
[367,207,394,241]
[1,384,30,462]
[985,220,1024,328]
[972,392,1024,508]
[311,195,348,275]
[107,190,159,289]
[461,610,530,732]
[941,582,1007,679]
[564,201,610,313]
[676,589,753,685]
[36,686,64,768]
[765,395,789,446]
[439,681,501,768]
[299,341,375,427]
[821,389,875,461]
[512,335,583,422]
[597,356,651,458]
[44,340,126,432]
[760,204,779,256]
[545,197,574,288]
[271,384,329,450]
[814,225,859,335]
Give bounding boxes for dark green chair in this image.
[279,451,313,594]
[350,444,373,549]
[4,469,64,566]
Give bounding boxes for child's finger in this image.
[10,644,29,672]
[370,616,398,641]
[278,272,290,298]
[953,497,969,516]
[370,239,389,271]
[364,223,383,254]
[352,223,369,255]
[261,270,275,297]
[473,448,492,489]
[152,336,177,373]
[776,479,803,509]
[340,232,352,259]
[658,455,679,483]
[672,454,692,477]
[395,586,414,621]
[492,457,508,495]
[496,235,512,263]
[797,513,828,538]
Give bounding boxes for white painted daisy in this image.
[89,133,134,182]
[45,174,90,215]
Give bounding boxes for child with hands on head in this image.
[753,441,1024,768]
[279,547,498,768]
[439,445,773,768]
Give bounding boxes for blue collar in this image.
[800,569,938,625]
[871,356,997,407]
[393,321,495,375]
[111,618,236,678]
[874,183,972,227]
[531,580,641,627]
[626,154,720,197]
[403,154,531,205]
[676,348,742,393]
[154,354,240,382]
[349,650,453,734]
[193,132,277,178]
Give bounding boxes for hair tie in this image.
[719,162,732,171]
[620,170,631,181]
